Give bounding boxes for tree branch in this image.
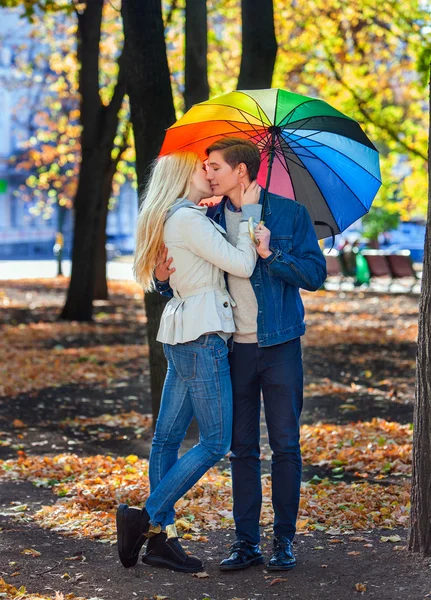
[324,53,427,162]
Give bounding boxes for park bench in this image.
[324,249,344,280]
[361,249,420,291]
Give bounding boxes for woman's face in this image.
[190,160,213,199]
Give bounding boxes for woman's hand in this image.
[240,180,261,206]
[154,244,175,282]
[254,224,272,259]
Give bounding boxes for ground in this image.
[0,279,430,600]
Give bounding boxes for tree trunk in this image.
[93,197,108,301]
[60,2,126,321]
[122,0,176,420]
[184,0,209,110]
[408,71,431,556]
[237,0,277,90]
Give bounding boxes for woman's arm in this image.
[178,207,260,278]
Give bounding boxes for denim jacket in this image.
[156,189,327,347]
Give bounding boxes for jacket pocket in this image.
[270,235,293,256]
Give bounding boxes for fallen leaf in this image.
[348,551,361,556]
[380,535,402,543]
[355,583,367,592]
[21,548,41,557]
[269,577,286,586]
[192,571,209,578]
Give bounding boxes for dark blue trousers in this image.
[229,338,303,544]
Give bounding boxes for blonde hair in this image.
[133,152,199,291]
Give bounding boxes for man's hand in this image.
[154,244,175,282]
[254,223,272,259]
[240,180,261,206]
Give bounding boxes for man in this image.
[155,138,326,571]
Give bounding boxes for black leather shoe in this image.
[116,505,150,568]
[142,531,203,573]
[219,539,264,571]
[267,536,296,570]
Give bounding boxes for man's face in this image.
[206,150,242,197]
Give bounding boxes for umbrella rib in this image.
[286,151,342,232]
[276,98,351,128]
[295,144,372,211]
[282,131,382,184]
[229,109,266,136]
[236,90,272,124]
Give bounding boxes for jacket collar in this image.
[165,198,207,221]
[212,188,272,222]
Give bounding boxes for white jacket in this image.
[157,199,261,345]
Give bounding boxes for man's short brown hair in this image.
[205,137,261,181]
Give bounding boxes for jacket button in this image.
[223,301,229,307]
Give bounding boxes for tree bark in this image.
[60,2,127,320]
[184,0,209,110]
[408,70,431,556]
[122,0,176,420]
[93,191,109,301]
[237,0,277,90]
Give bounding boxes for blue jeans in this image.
[145,334,232,527]
[229,338,303,544]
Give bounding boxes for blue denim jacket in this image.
[156,189,327,347]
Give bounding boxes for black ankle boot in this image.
[142,530,203,573]
[116,505,152,568]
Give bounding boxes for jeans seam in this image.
[151,384,189,502]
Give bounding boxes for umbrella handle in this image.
[248,217,265,245]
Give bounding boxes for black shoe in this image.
[267,536,296,570]
[116,504,150,568]
[219,539,264,571]
[142,532,204,573]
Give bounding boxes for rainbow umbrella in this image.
[160,88,381,239]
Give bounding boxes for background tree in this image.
[237,0,277,90]
[2,1,133,303]
[184,0,209,109]
[408,68,431,556]
[121,0,176,420]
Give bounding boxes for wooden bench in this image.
[362,249,420,291]
[386,251,420,291]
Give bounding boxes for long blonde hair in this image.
[133,152,199,291]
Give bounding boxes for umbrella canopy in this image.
[160,88,382,239]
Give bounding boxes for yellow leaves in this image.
[125,455,139,465]
[21,548,41,557]
[301,419,412,476]
[175,518,194,531]
[0,452,411,539]
[380,534,402,543]
[0,576,81,600]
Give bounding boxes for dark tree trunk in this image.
[408,71,431,556]
[184,0,209,110]
[237,0,277,90]
[60,1,126,321]
[122,0,176,420]
[93,189,109,301]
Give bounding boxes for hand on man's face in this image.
[155,244,175,282]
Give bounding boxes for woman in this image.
[116,151,262,573]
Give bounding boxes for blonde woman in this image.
[116,152,262,573]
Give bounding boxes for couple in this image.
[116,137,327,573]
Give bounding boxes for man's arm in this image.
[262,204,327,291]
